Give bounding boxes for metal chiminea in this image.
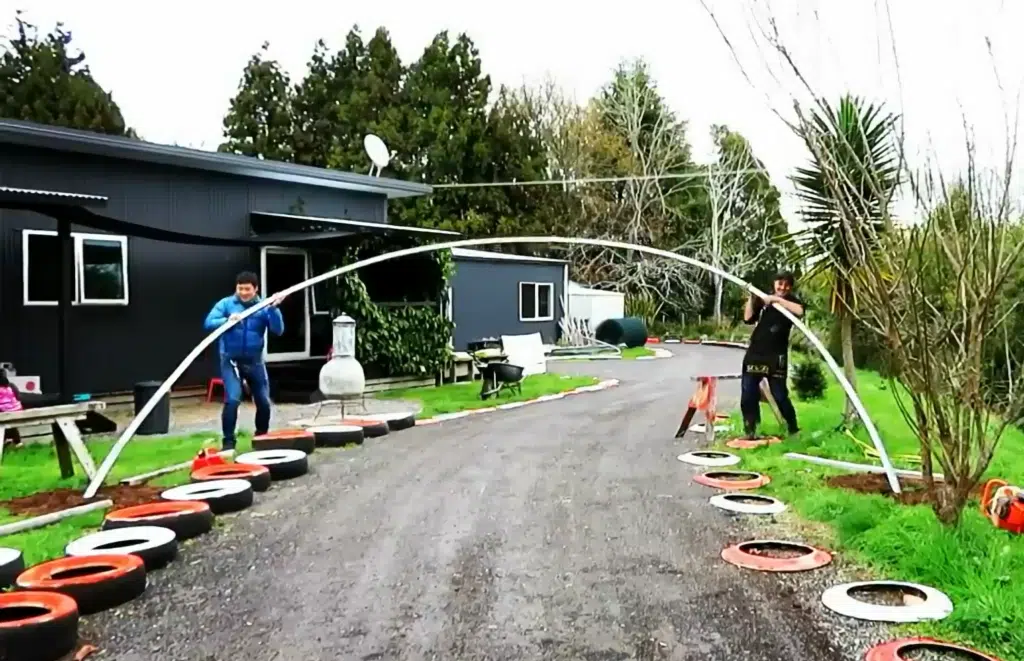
[318,314,366,414]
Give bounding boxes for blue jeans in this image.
[220,355,272,449]
[740,373,798,435]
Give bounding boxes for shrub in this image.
[791,360,827,401]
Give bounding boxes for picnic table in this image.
[0,401,107,479]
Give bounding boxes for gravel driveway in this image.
[82,345,859,660]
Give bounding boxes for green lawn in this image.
[559,346,655,361]
[0,432,250,566]
[621,346,656,359]
[377,372,599,418]
[723,370,1024,660]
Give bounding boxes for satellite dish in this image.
[363,134,391,176]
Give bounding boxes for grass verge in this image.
[1,432,251,565]
[377,372,599,419]
[721,370,1024,660]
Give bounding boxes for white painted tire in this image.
[677,451,741,467]
[0,547,25,588]
[820,581,954,623]
[307,424,365,447]
[361,411,417,431]
[65,525,178,569]
[235,449,309,480]
[709,493,787,515]
[161,478,254,514]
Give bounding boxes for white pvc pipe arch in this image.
[84,236,901,498]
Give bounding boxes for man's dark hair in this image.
[773,271,795,287]
[236,271,259,287]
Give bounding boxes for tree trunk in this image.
[932,481,970,526]
[713,273,724,323]
[839,306,859,423]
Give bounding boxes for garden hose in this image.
[845,429,921,465]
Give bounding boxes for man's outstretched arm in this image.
[204,299,230,331]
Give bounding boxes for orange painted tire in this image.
[339,418,390,438]
[103,500,214,541]
[192,463,272,492]
[693,471,771,490]
[16,554,146,616]
[721,541,832,573]
[0,591,79,661]
[864,637,1002,661]
[726,436,782,450]
[252,430,315,454]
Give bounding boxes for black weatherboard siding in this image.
[0,139,395,395]
[450,251,567,350]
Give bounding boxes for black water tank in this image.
[595,317,649,349]
[133,381,170,436]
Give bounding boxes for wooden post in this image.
[51,420,75,478]
[759,381,785,426]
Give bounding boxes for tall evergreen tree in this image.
[219,42,294,161]
[0,12,134,136]
[394,31,493,234]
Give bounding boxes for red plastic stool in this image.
[206,378,249,403]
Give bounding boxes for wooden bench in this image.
[0,401,107,479]
[674,373,784,442]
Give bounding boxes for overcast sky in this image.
[7,0,1023,221]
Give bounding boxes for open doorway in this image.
[260,247,310,362]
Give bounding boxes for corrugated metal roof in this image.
[0,119,432,199]
[251,211,461,238]
[451,247,567,264]
[0,185,108,207]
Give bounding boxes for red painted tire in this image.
[339,418,390,438]
[721,541,832,573]
[726,436,782,450]
[16,554,146,616]
[0,591,79,661]
[102,500,214,541]
[693,471,771,490]
[192,463,272,492]
[252,430,316,454]
[864,637,1002,661]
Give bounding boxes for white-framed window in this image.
[519,281,554,322]
[22,229,130,306]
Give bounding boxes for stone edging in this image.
[415,378,621,426]
[634,347,674,360]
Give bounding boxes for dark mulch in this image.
[1,484,165,517]
[826,472,981,507]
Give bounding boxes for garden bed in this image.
[1,484,165,517]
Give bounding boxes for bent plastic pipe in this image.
[84,236,901,498]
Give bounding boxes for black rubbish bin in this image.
[134,381,170,436]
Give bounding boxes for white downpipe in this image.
[84,236,901,498]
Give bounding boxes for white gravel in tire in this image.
[677,450,741,467]
[235,449,307,466]
[820,581,954,623]
[709,493,787,515]
[65,525,176,558]
[162,478,252,502]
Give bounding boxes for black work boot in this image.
[743,420,758,439]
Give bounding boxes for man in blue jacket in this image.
[204,271,286,451]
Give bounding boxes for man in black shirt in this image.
[741,271,804,438]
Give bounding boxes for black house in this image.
[0,119,456,399]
